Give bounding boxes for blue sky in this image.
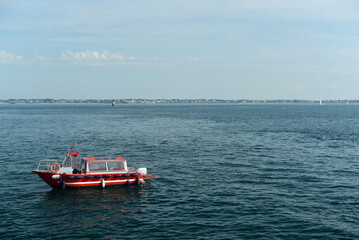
[1,0,359,99]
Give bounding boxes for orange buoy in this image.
[50,163,60,173]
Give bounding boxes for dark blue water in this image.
[1,104,359,239]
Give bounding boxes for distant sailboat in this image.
[319,99,323,105]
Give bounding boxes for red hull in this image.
[32,171,156,188]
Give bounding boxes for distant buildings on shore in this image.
[0,98,357,104]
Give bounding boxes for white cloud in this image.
[329,84,336,89]
[0,49,200,67]
[233,0,359,20]
[61,50,125,61]
[189,57,199,62]
[0,50,23,64]
[34,51,53,61]
[177,0,359,20]
[253,63,359,75]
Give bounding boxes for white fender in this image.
[101,178,105,188]
[52,175,60,179]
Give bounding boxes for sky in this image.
[1,0,359,100]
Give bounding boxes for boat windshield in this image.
[62,156,72,168]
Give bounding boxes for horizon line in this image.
[0,98,355,103]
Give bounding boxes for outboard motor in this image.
[137,168,147,175]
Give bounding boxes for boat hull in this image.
[32,171,155,188]
[33,171,61,187]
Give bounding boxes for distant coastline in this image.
[0,99,356,104]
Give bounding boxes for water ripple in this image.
[1,104,359,239]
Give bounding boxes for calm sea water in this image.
[1,104,359,239]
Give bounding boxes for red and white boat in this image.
[32,144,156,188]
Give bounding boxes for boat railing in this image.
[36,160,58,171]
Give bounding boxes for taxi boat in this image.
[32,145,156,189]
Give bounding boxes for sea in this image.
[0,104,359,240]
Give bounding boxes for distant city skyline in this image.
[1,0,359,100]
[0,98,356,105]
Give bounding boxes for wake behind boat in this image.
[32,144,156,189]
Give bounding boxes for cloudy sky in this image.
[1,0,359,99]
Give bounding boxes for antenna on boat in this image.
[67,142,81,173]
[70,142,76,154]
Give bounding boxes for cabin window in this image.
[88,162,107,171]
[108,162,125,171]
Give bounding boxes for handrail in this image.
[36,160,58,171]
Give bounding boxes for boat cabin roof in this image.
[82,157,126,162]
